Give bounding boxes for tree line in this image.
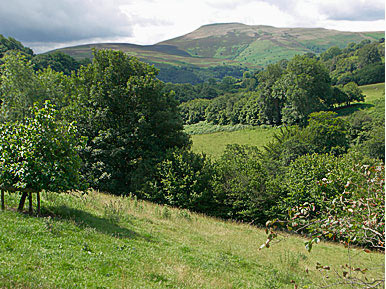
[176,39,384,125]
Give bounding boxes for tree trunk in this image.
[18,192,28,212]
[1,190,4,210]
[28,193,33,214]
[37,191,40,215]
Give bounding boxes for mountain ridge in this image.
[52,22,384,68]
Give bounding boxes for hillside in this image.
[160,23,384,66]
[53,23,384,68]
[0,191,384,288]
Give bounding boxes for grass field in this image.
[190,83,385,158]
[190,126,277,158]
[361,82,385,104]
[0,191,384,288]
[335,82,385,117]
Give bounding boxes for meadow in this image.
[190,82,385,158]
[0,191,383,288]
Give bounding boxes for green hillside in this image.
[53,23,384,68]
[0,191,384,288]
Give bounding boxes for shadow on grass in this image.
[334,103,374,117]
[44,205,154,242]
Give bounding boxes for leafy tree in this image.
[0,101,85,212]
[256,63,284,125]
[330,86,349,107]
[0,52,73,122]
[304,111,349,154]
[0,35,33,58]
[179,98,210,124]
[341,82,364,104]
[32,52,88,75]
[320,46,342,61]
[71,50,190,194]
[279,55,332,125]
[352,63,385,85]
[357,43,381,68]
[0,52,39,121]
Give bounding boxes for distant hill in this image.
[53,23,384,68]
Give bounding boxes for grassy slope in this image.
[190,83,385,158]
[0,191,384,288]
[54,24,384,68]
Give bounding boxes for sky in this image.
[0,0,384,53]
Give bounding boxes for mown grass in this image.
[0,191,384,288]
[190,126,277,159]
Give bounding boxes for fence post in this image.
[37,191,40,215]
[28,192,33,214]
[1,190,4,210]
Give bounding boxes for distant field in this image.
[361,82,385,103]
[0,191,383,288]
[336,82,385,117]
[191,126,277,158]
[190,83,385,158]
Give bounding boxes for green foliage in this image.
[0,52,74,122]
[304,111,349,154]
[357,42,381,68]
[325,40,384,86]
[71,49,189,194]
[320,46,342,61]
[179,99,210,124]
[145,149,215,213]
[0,101,85,192]
[0,35,33,57]
[285,160,384,249]
[261,111,351,182]
[341,82,364,103]
[213,145,275,222]
[0,52,39,121]
[271,151,379,220]
[348,109,385,161]
[32,51,89,75]
[280,55,332,125]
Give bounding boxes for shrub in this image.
[144,149,215,213]
[213,144,275,223]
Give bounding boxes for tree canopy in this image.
[70,49,190,193]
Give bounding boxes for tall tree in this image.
[72,50,190,194]
[278,55,332,125]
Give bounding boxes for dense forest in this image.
[0,35,384,256]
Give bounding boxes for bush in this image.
[276,152,379,225]
[213,145,275,223]
[144,149,215,213]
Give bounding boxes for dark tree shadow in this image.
[334,103,374,117]
[43,205,155,242]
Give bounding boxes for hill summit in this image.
[54,22,384,67]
